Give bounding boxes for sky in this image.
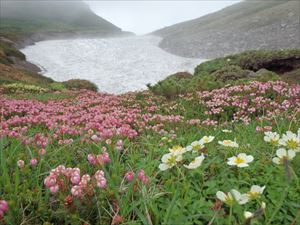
[86,1,241,35]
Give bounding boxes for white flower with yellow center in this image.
[222,129,232,133]
[278,131,300,152]
[168,145,186,155]
[272,148,296,164]
[199,135,215,145]
[227,153,254,167]
[186,141,204,152]
[216,189,249,205]
[184,154,205,169]
[264,131,280,146]
[218,140,239,148]
[158,153,183,171]
[247,185,265,199]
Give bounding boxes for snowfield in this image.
[21,36,204,94]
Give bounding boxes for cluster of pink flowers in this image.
[0,200,9,219]
[17,158,39,168]
[0,91,180,147]
[87,152,111,166]
[196,81,300,124]
[44,165,107,197]
[124,169,149,184]
[255,125,273,133]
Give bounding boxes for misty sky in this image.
[86,1,241,35]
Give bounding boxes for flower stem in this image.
[228,205,233,225]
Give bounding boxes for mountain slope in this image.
[154,0,300,58]
[0,0,128,44]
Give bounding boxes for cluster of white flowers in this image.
[159,135,257,171]
[264,129,300,164]
[216,185,265,206]
[159,136,215,171]
[218,139,239,148]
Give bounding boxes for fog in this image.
[86,1,240,34]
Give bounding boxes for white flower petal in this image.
[244,211,253,219]
[272,157,280,164]
[276,148,287,158]
[216,191,227,202]
[237,163,249,168]
[158,163,169,171]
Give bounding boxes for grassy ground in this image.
[0,81,299,224]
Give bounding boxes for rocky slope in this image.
[154,0,300,58]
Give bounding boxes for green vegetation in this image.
[194,49,300,75]
[63,79,99,92]
[0,81,299,224]
[149,49,300,98]
[1,83,48,94]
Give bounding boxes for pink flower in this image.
[49,184,59,194]
[44,175,57,188]
[141,176,149,184]
[94,170,107,188]
[137,170,145,180]
[124,171,135,182]
[38,148,46,156]
[137,170,149,184]
[87,154,96,165]
[101,152,111,163]
[0,200,9,213]
[71,175,81,185]
[96,178,107,188]
[30,158,38,167]
[71,185,83,197]
[17,160,25,169]
[0,200,9,219]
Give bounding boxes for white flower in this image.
[199,135,215,145]
[186,141,204,152]
[227,153,254,167]
[184,154,205,169]
[216,189,249,205]
[168,145,186,155]
[247,185,265,199]
[218,140,239,148]
[264,131,280,145]
[158,153,183,171]
[244,211,253,219]
[222,129,232,133]
[278,131,300,152]
[244,202,266,219]
[272,148,296,164]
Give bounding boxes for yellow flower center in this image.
[286,140,298,149]
[248,191,259,199]
[172,145,183,152]
[270,139,278,145]
[224,195,234,205]
[193,144,201,151]
[166,155,177,166]
[224,140,231,145]
[203,137,209,143]
[234,157,245,165]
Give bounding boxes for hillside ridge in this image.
[154,0,300,58]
